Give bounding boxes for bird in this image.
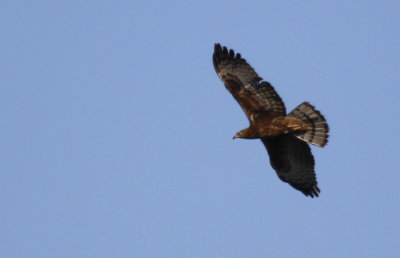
[212,43,329,198]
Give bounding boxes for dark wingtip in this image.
[228,49,234,58]
[222,46,229,56]
[303,185,320,198]
[212,43,247,75]
[213,43,225,59]
[213,43,242,61]
[213,43,223,73]
[213,43,234,73]
[214,43,222,53]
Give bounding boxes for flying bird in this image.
[213,43,329,198]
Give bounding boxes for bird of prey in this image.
[213,43,329,198]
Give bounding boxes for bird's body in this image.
[213,43,329,198]
[235,114,310,139]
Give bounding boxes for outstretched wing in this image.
[213,43,286,120]
[261,134,320,197]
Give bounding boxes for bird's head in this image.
[233,129,246,139]
[233,127,257,139]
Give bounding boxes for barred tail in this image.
[288,102,329,147]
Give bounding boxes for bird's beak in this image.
[233,135,237,140]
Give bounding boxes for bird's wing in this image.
[213,43,286,121]
[261,134,320,197]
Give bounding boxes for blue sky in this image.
[2,1,400,257]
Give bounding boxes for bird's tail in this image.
[288,102,329,147]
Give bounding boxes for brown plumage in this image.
[213,43,329,198]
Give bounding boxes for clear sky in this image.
[2,1,400,257]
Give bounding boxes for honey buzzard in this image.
[213,43,329,198]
